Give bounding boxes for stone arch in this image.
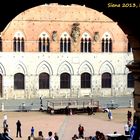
[78,61,94,75]
[39,31,50,38]
[60,32,71,39]
[99,60,115,75]
[57,61,74,75]
[36,60,53,75]
[13,30,25,38]
[101,31,114,42]
[81,31,92,39]
[15,62,27,75]
[0,63,6,75]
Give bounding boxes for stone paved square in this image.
[0,108,134,140]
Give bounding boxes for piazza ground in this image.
[0,107,134,140]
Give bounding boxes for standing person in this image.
[40,96,43,106]
[31,126,35,137]
[127,110,132,122]
[92,130,100,140]
[3,114,8,129]
[130,120,138,140]
[54,132,59,140]
[46,131,55,140]
[124,121,130,135]
[78,124,84,138]
[16,120,22,138]
[3,124,13,140]
[3,114,8,123]
[4,124,10,135]
[34,131,45,140]
[108,110,113,120]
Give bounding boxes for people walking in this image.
[16,120,22,138]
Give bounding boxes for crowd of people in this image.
[28,131,59,140]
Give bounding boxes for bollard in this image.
[1,102,4,111]
[129,99,133,108]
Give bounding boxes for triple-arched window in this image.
[81,33,91,52]
[102,32,112,52]
[13,32,25,52]
[60,32,71,52]
[38,32,50,52]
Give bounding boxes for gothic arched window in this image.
[102,33,112,52]
[60,32,71,52]
[39,73,50,89]
[13,32,25,52]
[102,72,112,88]
[81,33,91,52]
[81,72,91,88]
[38,33,50,52]
[14,73,25,89]
[60,73,71,88]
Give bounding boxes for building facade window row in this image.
[12,72,134,90]
[0,33,132,53]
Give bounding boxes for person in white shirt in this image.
[124,121,130,135]
[3,114,8,122]
[3,114,8,129]
[46,131,55,140]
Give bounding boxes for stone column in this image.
[127,36,140,139]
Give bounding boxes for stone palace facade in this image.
[0,3,134,99]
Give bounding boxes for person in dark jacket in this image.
[54,132,59,140]
[16,120,22,138]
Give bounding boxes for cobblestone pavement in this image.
[0,111,126,140]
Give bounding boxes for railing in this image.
[47,98,99,110]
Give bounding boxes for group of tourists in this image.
[28,131,59,140]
